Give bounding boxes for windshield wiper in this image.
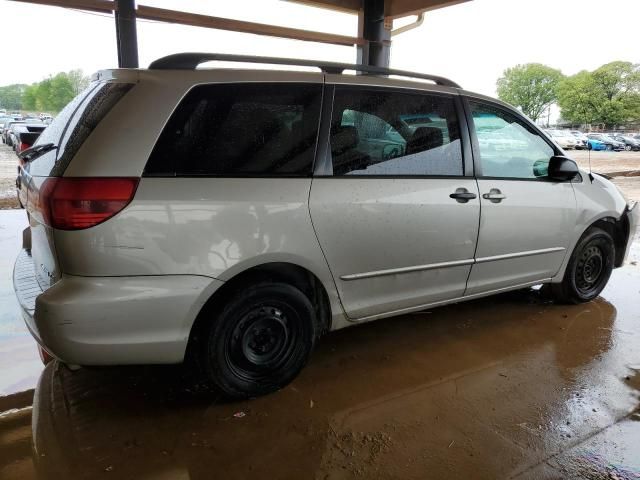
[19,143,57,162]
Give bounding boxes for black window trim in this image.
[143,81,325,178]
[55,81,102,162]
[312,84,335,176]
[461,95,578,183]
[313,84,470,179]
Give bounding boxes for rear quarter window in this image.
[29,82,133,177]
[145,83,322,176]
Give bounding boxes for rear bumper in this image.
[13,251,222,365]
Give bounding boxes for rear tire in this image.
[606,144,613,151]
[201,282,315,398]
[551,228,614,304]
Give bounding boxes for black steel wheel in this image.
[202,282,315,398]
[575,244,606,296]
[551,227,614,304]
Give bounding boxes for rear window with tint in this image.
[29,82,133,177]
[145,83,322,176]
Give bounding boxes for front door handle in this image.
[449,188,477,203]
[482,188,506,203]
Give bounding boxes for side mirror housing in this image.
[547,155,579,181]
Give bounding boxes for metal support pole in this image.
[356,0,391,68]
[115,0,139,68]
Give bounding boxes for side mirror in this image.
[547,155,579,181]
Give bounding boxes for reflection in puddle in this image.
[23,283,640,480]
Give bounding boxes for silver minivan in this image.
[13,53,639,398]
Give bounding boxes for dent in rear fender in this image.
[552,173,628,281]
[34,274,223,365]
[53,177,346,328]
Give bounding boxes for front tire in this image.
[202,282,316,398]
[551,228,615,304]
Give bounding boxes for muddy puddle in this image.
[0,238,638,479]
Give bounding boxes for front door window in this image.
[470,102,554,179]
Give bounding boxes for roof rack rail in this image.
[148,53,461,88]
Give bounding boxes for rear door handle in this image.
[449,188,477,203]
[482,188,506,203]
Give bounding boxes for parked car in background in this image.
[586,133,625,151]
[586,138,607,151]
[8,121,37,149]
[8,123,21,150]
[12,121,46,154]
[609,133,640,151]
[545,129,577,149]
[13,53,639,399]
[2,120,25,145]
[570,130,589,149]
[0,115,21,136]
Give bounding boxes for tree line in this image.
[0,70,90,113]
[496,61,640,128]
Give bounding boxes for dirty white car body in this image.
[13,54,639,397]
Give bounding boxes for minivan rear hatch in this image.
[20,81,134,294]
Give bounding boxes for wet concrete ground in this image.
[0,210,42,395]
[1,235,639,479]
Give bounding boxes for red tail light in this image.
[19,142,31,152]
[38,345,54,365]
[40,177,139,230]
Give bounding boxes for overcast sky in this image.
[0,0,638,97]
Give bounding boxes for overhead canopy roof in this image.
[11,0,472,48]
[288,0,470,18]
[9,0,472,68]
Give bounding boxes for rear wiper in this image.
[19,143,57,162]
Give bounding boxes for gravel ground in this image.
[0,143,20,209]
[571,149,640,176]
[1,143,638,209]
[562,149,640,201]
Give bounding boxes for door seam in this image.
[306,178,350,320]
